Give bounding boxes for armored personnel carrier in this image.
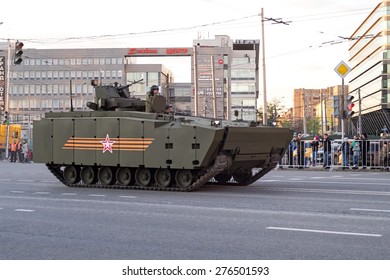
[33,80,293,191]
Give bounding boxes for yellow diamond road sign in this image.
[334,60,351,79]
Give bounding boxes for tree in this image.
[257,97,290,127]
[306,117,321,136]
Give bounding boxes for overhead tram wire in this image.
[2,6,371,46]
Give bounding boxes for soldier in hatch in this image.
[145,85,159,113]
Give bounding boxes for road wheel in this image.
[63,165,80,185]
[116,167,133,186]
[98,166,116,185]
[232,169,252,184]
[155,168,172,188]
[214,171,232,184]
[135,168,152,187]
[81,166,98,185]
[175,169,193,189]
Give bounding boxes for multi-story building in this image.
[348,0,390,135]
[293,86,346,135]
[193,36,259,120]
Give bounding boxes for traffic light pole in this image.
[341,77,345,140]
[5,39,11,159]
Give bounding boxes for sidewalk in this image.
[277,164,389,172]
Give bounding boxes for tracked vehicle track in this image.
[47,153,232,192]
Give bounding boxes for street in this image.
[0,162,389,260]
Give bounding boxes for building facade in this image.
[292,86,346,136]
[348,0,390,135]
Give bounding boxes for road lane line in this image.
[39,180,59,183]
[260,187,390,196]
[17,180,34,182]
[10,191,25,194]
[88,194,107,197]
[61,193,77,196]
[34,192,50,195]
[14,209,35,212]
[350,208,390,213]
[267,227,382,237]
[119,196,137,199]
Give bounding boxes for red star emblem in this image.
[100,134,115,153]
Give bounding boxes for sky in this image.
[0,0,379,108]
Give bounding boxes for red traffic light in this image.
[347,103,355,111]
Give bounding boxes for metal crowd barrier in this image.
[279,139,390,170]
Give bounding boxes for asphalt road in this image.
[0,162,389,260]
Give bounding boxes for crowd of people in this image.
[283,132,389,170]
[7,139,30,163]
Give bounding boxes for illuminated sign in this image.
[128,48,158,55]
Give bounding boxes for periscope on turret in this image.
[33,80,293,191]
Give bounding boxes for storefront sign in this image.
[166,48,188,55]
[128,48,158,55]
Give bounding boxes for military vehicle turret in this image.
[33,80,293,191]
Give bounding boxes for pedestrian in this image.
[351,135,360,169]
[340,137,350,169]
[287,137,295,167]
[379,132,389,170]
[17,139,24,163]
[352,140,360,169]
[321,133,332,169]
[10,140,17,163]
[311,136,319,166]
[294,132,305,169]
[22,140,29,163]
[361,132,370,168]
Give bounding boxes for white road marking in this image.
[119,196,137,199]
[39,180,59,183]
[350,208,390,213]
[261,187,390,196]
[10,191,25,194]
[15,209,35,212]
[61,193,77,196]
[34,192,50,195]
[267,226,382,237]
[17,180,34,182]
[88,194,106,197]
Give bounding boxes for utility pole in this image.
[193,45,199,116]
[358,88,362,136]
[260,8,268,126]
[303,91,307,135]
[5,39,11,159]
[211,55,217,119]
[341,78,345,140]
[320,90,324,136]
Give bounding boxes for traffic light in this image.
[13,41,24,65]
[345,94,355,118]
[3,111,9,125]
